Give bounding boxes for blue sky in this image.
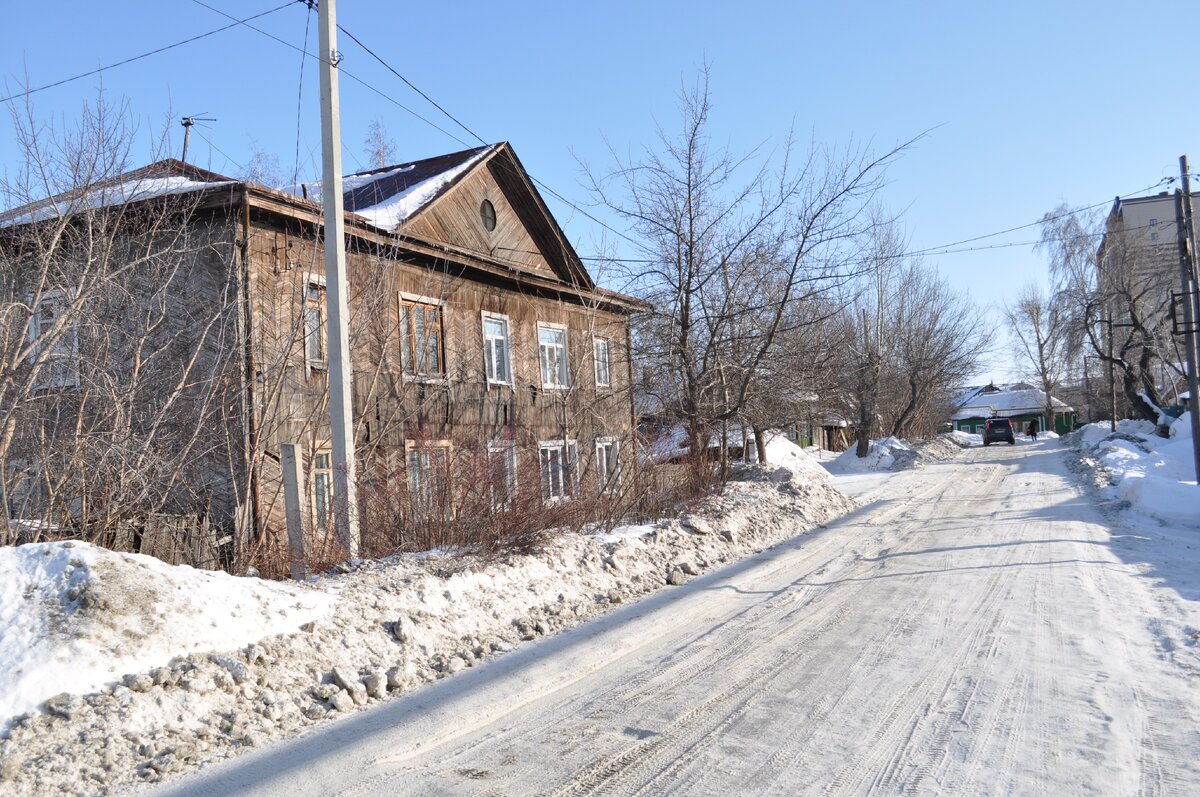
[3,1,1197,382]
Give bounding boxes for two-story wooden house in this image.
[2,142,642,564]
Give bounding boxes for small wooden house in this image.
[951,383,1076,435]
[2,143,643,562]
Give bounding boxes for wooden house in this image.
[1,143,643,563]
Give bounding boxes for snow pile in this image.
[1069,416,1199,529]
[950,430,982,446]
[745,432,830,484]
[826,436,912,473]
[0,471,855,796]
[0,542,332,730]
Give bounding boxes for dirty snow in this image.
[1069,415,1200,528]
[0,542,332,730]
[0,458,854,796]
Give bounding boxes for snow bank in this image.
[826,437,912,473]
[950,430,982,447]
[0,472,855,795]
[1070,416,1199,529]
[0,541,331,729]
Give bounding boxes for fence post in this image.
[280,443,308,580]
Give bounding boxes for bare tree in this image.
[589,68,911,474]
[363,119,396,170]
[1039,204,1176,421]
[0,96,244,557]
[1005,282,1067,428]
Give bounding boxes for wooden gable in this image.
[398,145,593,290]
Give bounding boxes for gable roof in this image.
[286,145,495,229]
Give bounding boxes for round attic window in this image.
[480,199,497,232]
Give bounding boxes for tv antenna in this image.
[180,114,217,163]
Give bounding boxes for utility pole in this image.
[1107,314,1117,433]
[317,0,360,556]
[1174,155,1200,484]
[179,115,215,163]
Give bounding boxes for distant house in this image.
[952,382,1076,435]
[2,143,643,564]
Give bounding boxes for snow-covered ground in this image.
[1069,414,1199,529]
[0,450,856,796]
[145,440,1200,796]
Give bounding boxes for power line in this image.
[0,2,295,105]
[334,23,487,148]
[291,1,313,185]
[187,0,471,147]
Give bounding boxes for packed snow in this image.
[0,542,332,730]
[1070,415,1200,529]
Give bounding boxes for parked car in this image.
[983,418,1015,446]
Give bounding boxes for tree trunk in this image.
[753,427,768,465]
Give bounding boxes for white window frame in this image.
[311,449,333,530]
[593,336,612,389]
[595,437,619,493]
[486,440,518,509]
[481,311,514,387]
[27,288,80,390]
[538,438,578,503]
[538,322,570,389]
[304,274,327,371]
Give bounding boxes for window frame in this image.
[310,449,333,531]
[27,287,81,391]
[486,440,518,509]
[405,439,453,517]
[537,322,570,390]
[304,274,327,372]
[481,311,514,387]
[399,294,446,380]
[538,438,578,503]
[593,336,612,389]
[595,437,620,493]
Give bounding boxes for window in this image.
[595,437,619,493]
[480,199,497,232]
[482,313,512,385]
[593,337,611,389]
[538,324,569,388]
[539,439,578,503]
[27,288,80,390]
[304,277,326,369]
[400,299,444,376]
[311,451,332,530]
[407,442,450,516]
[487,441,518,509]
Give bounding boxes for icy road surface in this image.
[158,442,1200,796]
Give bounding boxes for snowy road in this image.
[157,442,1200,796]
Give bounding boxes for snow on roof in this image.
[0,167,234,228]
[952,385,1072,420]
[284,145,496,230]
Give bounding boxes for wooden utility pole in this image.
[1174,156,1200,483]
[317,0,360,556]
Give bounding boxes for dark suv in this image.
[983,418,1015,446]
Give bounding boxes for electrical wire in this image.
[291,1,314,185]
[0,2,295,104]
[188,0,470,147]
